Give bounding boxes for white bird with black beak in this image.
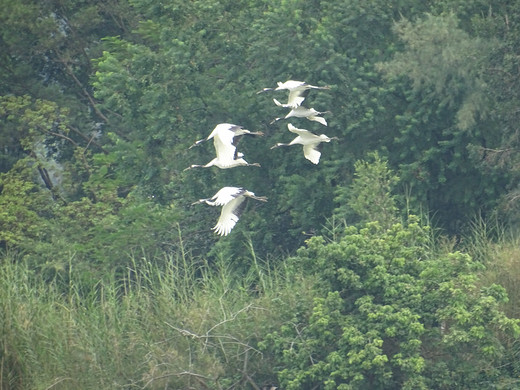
[185,123,262,170]
[258,80,330,108]
[184,153,260,170]
[189,123,263,149]
[270,123,338,164]
[270,104,330,126]
[192,187,267,236]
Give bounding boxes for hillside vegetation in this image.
[1,0,520,388]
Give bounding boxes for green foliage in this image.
[267,218,519,389]
[467,0,520,222]
[0,250,309,390]
[0,95,77,161]
[378,13,492,131]
[0,158,52,247]
[0,0,136,174]
[420,251,520,387]
[461,215,520,320]
[334,152,399,229]
[482,240,520,319]
[3,2,520,388]
[377,12,510,229]
[270,220,429,389]
[0,130,182,279]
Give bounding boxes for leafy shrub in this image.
[266,218,520,389]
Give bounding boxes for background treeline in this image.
[1,0,520,389]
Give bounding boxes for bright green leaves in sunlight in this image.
[267,218,519,389]
[0,158,51,247]
[334,152,399,229]
[0,95,71,153]
[271,220,429,389]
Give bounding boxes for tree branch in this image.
[55,51,110,124]
[67,124,108,154]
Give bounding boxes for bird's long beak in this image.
[188,139,203,149]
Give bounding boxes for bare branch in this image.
[239,369,261,390]
[34,124,79,148]
[67,125,108,154]
[206,303,254,335]
[54,50,110,124]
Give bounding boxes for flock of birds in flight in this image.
[188,80,337,236]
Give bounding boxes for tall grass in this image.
[0,245,314,390]
[460,214,520,319]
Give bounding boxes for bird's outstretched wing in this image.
[287,123,310,135]
[287,89,309,107]
[213,135,238,167]
[273,89,309,108]
[276,80,305,90]
[213,196,247,236]
[307,115,327,126]
[195,187,266,236]
[211,187,244,206]
[303,144,321,164]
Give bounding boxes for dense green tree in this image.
[265,218,519,389]
[377,10,515,230]
[0,94,181,278]
[1,0,518,264]
[262,156,519,389]
[334,152,400,229]
[91,0,432,259]
[0,158,52,248]
[0,0,136,174]
[469,1,520,225]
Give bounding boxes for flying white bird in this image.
[192,187,267,236]
[258,80,330,108]
[189,123,263,149]
[186,123,262,170]
[270,123,338,164]
[270,105,331,126]
[271,92,309,109]
[184,147,260,170]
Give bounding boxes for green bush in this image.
[266,218,520,389]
